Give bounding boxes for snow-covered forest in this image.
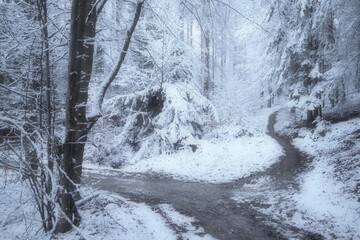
[1,0,359,239]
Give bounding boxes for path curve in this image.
[83,112,317,240]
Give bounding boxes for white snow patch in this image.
[293,158,360,239]
[71,192,177,240]
[122,134,284,183]
[0,171,42,239]
[291,118,360,239]
[157,204,215,239]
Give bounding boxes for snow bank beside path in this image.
[292,159,360,239]
[291,118,360,239]
[232,115,360,239]
[123,134,283,183]
[0,171,213,240]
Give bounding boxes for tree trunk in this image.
[202,29,211,98]
[356,60,360,93]
[56,0,98,233]
[56,0,143,233]
[38,0,55,231]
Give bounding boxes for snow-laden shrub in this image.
[312,118,331,139]
[89,82,218,165]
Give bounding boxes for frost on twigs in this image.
[88,82,218,166]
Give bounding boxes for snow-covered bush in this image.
[312,119,331,139]
[88,82,218,166]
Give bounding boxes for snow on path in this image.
[0,171,214,240]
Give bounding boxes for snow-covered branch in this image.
[91,0,144,118]
[0,117,38,156]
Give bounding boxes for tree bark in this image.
[56,0,98,233]
[56,0,144,233]
[37,0,55,231]
[202,29,211,98]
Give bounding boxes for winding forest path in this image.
[83,112,317,240]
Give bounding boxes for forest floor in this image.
[82,110,360,240]
[1,110,359,239]
[81,111,322,240]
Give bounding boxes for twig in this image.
[0,84,36,100]
[76,193,100,207]
[213,0,273,37]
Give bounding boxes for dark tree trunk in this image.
[56,0,143,233]
[56,0,98,233]
[38,0,55,231]
[202,29,211,98]
[64,0,97,191]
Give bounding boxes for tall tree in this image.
[56,0,144,233]
[56,0,109,233]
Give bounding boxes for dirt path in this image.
[84,172,284,240]
[83,112,316,240]
[262,113,312,188]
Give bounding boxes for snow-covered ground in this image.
[233,110,360,239]
[87,107,283,183]
[2,108,359,239]
[291,116,360,239]
[122,133,283,183]
[0,171,214,240]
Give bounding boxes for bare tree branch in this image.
[95,0,109,15]
[0,84,36,100]
[92,0,144,116]
[213,0,273,37]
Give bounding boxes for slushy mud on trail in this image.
[83,112,320,240]
[84,173,284,240]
